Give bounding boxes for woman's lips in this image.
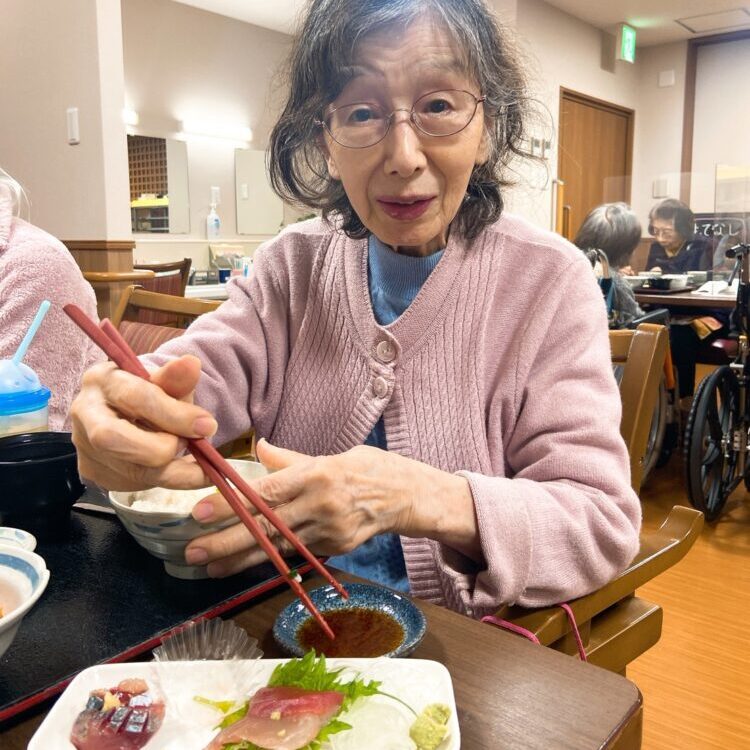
[377,196,435,220]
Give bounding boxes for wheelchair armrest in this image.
[629,308,670,327]
[492,506,703,646]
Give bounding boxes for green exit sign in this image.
[617,23,636,63]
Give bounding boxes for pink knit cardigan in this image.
[145,214,641,617]
[0,186,104,431]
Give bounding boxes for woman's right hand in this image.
[70,354,218,491]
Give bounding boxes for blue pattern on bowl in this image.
[273,582,427,658]
[0,552,40,588]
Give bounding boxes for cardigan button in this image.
[372,376,388,398]
[375,340,396,363]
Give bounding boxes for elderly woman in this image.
[646,198,726,402]
[574,202,645,327]
[0,168,104,430]
[646,198,711,274]
[71,0,639,617]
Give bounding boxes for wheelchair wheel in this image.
[683,366,740,521]
[641,378,668,483]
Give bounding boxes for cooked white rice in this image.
[129,486,217,514]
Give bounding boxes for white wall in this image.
[0,0,130,240]
[122,0,292,260]
[508,0,640,230]
[691,38,750,214]
[631,42,688,226]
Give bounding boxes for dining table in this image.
[185,282,230,300]
[1,570,642,749]
[634,288,736,309]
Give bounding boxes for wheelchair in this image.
[683,243,750,520]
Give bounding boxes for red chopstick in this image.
[64,305,346,639]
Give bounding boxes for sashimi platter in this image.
[29,652,459,750]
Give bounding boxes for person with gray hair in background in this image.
[0,168,105,429]
[574,202,645,327]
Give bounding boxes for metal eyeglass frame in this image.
[315,89,486,149]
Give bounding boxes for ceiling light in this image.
[179,119,252,143]
[122,109,140,126]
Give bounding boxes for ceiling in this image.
[172,0,750,46]
[543,1,750,46]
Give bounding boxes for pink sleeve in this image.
[0,237,104,431]
[140,242,299,446]
[437,260,641,611]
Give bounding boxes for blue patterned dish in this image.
[273,582,427,658]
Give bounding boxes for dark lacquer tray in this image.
[636,284,696,294]
[0,499,302,724]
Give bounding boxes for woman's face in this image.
[651,218,683,253]
[321,18,488,256]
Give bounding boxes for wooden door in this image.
[557,89,634,241]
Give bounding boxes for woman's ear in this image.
[325,151,341,181]
[475,126,491,166]
[318,135,341,180]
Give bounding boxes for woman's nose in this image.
[382,111,426,177]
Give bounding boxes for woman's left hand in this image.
[184,439,476,577]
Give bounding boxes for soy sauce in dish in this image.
[298,608,404,657]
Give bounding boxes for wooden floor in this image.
[629,454,750,749]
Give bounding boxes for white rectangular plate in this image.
[30,657,459,749]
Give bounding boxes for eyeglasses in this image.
[651,225,677,239]
[316,89,485,149]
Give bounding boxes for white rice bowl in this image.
[128,486,217,514]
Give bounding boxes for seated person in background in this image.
[646,198,711,274]
[0,168,105,430]
[574,202,645,328]
[69,0,640,617]
[646,198,725,404]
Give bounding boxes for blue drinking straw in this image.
[12,300,51,366]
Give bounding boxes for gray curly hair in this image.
[574,202,642,269]
[268,0,532,240]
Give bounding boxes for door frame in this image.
[558,87,636,207]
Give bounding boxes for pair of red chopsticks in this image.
[64,304,346,640]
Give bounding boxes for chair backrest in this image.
[609,322,669,493]
[132,258,193,325]
[112,285,222,355]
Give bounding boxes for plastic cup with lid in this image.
[0,360,51,438]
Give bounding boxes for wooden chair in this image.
[494,323,704,674]
[83,269,156,321]
[131,258,193,326]
[133,258,192,296]
[112,285,221,354]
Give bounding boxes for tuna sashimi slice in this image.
[248,686,344,719]
[205,686,344,750]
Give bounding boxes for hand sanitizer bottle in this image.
[206,186,221,239]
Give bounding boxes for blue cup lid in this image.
[0,360,51,416]
[0,386,51,416]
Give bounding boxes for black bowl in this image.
[0,432,84,539]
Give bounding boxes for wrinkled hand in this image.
[71,355,218,491]
[619,265,635,276]
[185,439,466,578]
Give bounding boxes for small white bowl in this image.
[0,527,37,552]
[622,276,646,288]
[109,459,268,579]
[0,546,50,659]
[661,274,689,289]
